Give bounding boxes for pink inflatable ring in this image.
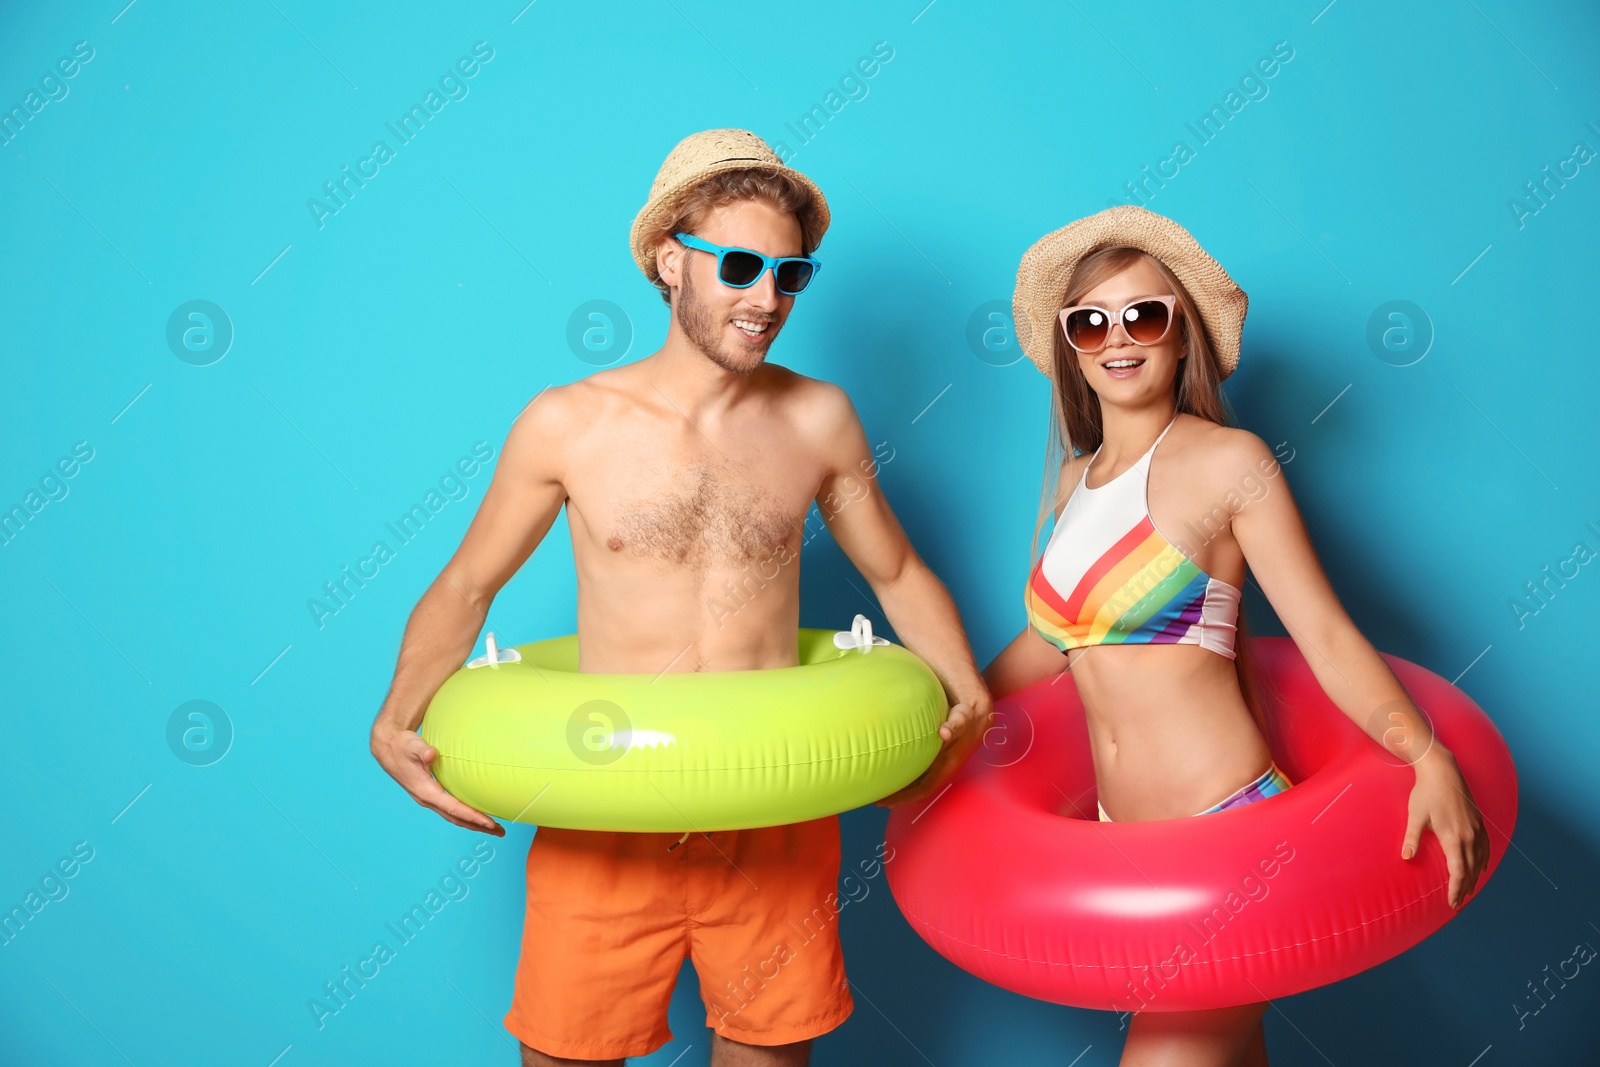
[885,637,1518,1011]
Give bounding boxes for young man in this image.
[369,128,992,1066]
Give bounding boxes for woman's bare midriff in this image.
[1065,642,1272,822]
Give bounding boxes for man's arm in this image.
[805,384,993,806]
[369,389,571,835]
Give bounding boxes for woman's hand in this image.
[1402,746,1487,908]
[876,694,995,808]
[370,720,505,836]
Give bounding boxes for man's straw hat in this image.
[630,128,830,287]
[1012,205,1247,379]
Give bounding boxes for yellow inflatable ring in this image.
[419,616,946,831]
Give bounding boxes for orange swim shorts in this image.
[503,814,854,1060]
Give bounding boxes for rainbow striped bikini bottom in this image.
[1097,761,1293,823]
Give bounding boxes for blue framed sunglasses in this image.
[674,232,822,295]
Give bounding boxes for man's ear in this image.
[656,236,683,290]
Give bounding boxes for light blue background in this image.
[3,1,1597,1064]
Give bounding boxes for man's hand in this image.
[370,720,505,837]
[876,693,994,808]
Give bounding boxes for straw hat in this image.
[629,128,831,287]
[1012,205,1247,379]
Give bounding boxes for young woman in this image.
[983,206,1490,1066]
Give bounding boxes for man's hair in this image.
[643,170,822,306]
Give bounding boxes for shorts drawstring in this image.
[667,829,691,852]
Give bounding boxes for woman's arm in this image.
[984,625,1070,702]
[1227,432,1489,908]
[981,451,1087,701]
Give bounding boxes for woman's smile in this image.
[1100,355,1146,378]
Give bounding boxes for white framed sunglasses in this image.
[1058,295,1178,353]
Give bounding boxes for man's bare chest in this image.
[575,457,814,572]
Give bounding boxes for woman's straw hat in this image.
[630,128,831,287]
[1012,205,1247,379]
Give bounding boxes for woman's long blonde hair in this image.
[1027,245,1275,745]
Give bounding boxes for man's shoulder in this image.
[760,364,855,423]
[501,380,608,465]
[514,372,629,428]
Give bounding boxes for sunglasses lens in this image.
[718,250,765,287]
[1064,308,1111,351]
[774,260,815,293]
[1124,300,1171,344]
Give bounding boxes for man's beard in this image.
[677,266,771,375]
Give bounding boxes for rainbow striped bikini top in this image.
[1024,416,1241,659]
